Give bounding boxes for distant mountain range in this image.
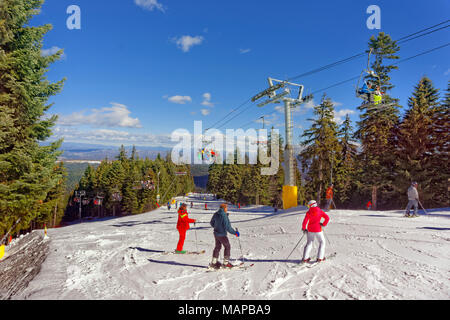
[44,142,170,161]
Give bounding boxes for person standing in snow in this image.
[209,203,240,269]
[405,182,420,217]
[324,184,334,211]
[175,203,196,254]
[301,200,330,263]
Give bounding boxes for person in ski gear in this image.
[176,203,196,254]
[209,203,239,269]
[366,201,372,210]
[373,86,384,105]
[324,184,334,211]
[301,200,330,263]
[358,81,375,101]
[405,182,420,217]
[167,201,171,211]
[190,201,193,209]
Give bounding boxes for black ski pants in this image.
[213,234,231,259]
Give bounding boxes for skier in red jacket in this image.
[301,200,330,263]
[176,203,196,254]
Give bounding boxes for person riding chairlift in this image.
[373,86,384,106]
[358,81,384,106]
[358,81,375,101]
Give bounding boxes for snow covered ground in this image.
[11,194,450,300]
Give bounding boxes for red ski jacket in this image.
[326,187,333,200]
[177,208,195,231]
[302,207,330,233]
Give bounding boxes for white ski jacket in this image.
[407,186,419,201]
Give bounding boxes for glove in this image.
[302,229,308,234]
[235,231,240,237]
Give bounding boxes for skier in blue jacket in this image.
[209,203,240,269]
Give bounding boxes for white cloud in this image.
[444,68,450,76]
[172,35,204,52]
[274,105,284,113]
[41,46,66,59]
[134,0,165,12]
[304,99,316,109]
[331,100,343,107]
[58,102,142,128]
[201,93,215,107]
[166,95,192,104]
[201,109,211,116]
[53,126,174,147]
[239,48,251,54]
[334,109,355,124]
[254,113,279,127]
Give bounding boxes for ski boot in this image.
[222,257,234,269]
[317,257,327,263]
[175,250,186,254]
[301,258,311,264]
[209,258,221,269]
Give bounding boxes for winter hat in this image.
[412,181,418,186]
[308,200,317,208]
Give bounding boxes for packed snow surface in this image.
[12,194,450,300]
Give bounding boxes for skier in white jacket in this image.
[405,182,419,217]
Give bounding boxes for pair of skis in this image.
[291,252,337,269]
[162,250,206,255]
[206,262,255,272]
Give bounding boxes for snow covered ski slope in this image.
[13,194,450,300]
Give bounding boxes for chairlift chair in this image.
[355,49,394,111]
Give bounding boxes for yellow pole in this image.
[282,186,298,210]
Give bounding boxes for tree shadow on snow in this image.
[240,258,302,264]
[129,247,165,253]
[147,258,208,269]
[417,227,450,231]
[111,219,174,227]
[361,215,392,218]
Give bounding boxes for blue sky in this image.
[34,0,450,147]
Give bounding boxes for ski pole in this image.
[418,200,428,215]
[323,228,335,254]
[236,228,244,263]
[194,223,199,252]
[286,233,306,261]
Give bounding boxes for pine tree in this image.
[396,77,440,207]
[335,115,359,206]
[0,0,66,235]
[207,162,222,196]
[428,81,450,207]
[355,32,401,209]
[267,128,284,208]
[299,95,341,206]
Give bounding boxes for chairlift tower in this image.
[252,77,313,209]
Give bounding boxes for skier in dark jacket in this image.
[209,203,239,269]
